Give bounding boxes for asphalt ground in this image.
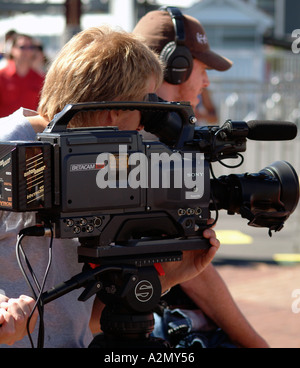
[211,211,300,349]
[213,261,300,348]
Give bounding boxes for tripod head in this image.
[41,238,182,348]
[87,264,170,348]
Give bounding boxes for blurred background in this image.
[1,0,300,261]
[1,0,299,166]
[1,0,300,347]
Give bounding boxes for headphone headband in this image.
[160,6,185,45]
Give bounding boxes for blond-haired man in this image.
[0,26,219,347]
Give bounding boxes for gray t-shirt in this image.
[0,109,94,348]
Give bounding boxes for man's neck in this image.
[157,82,179,102]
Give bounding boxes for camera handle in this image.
[42,98,196,149]
[45,99,193,133]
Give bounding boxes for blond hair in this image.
[38,26,163,122]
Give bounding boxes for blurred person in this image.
[31,41,49,76]
[195,88,218,125]
[0,30,17,69]
[0,33,44,118]
[0,26,219,347]
[133,7,269,348]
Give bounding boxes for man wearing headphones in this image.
[133,7,269,348]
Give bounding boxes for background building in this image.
[0,0,299,172]
[185,0,273,81]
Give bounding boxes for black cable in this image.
[15,226,54,348]
[16,235,41,297]
[36,227,53,348]
[213,126,245,169]
[208,164,219,228]
[217,153,244,169]
[15,234,38,348]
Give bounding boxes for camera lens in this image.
[260,161,299,215]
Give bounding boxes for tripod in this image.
[42,261,172,348]
[88,265,170,348]
[41,236,210,348]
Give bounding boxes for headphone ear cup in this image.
[160,42,193,85]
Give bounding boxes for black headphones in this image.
[159,6,193,85]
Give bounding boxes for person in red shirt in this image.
[0,34,44,118]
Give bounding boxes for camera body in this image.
[0,99,298,263]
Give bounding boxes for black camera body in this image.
[0,99,299,264]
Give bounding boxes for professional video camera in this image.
[0,95,298,347]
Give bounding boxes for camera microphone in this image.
[222,120,297,141]
[246,120,297,141]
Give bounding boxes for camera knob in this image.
[73,226,81,234]
[66,219,74,227]
[80,218,88,226]
[93,217,102,227]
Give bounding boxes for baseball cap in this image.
[133,10,232,72]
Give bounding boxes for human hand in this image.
[0,295,38,345]
[0,294,8,304]
[159,223,220,293]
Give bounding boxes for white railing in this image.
[206,48,300,234]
